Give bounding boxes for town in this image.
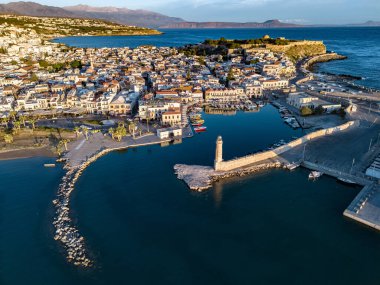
[0,16,350,155]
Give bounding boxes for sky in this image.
[1,0,380,24]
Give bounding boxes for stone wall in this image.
[215,120,357,171]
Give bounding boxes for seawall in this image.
[215,120,357,172]
[304,53,347,71]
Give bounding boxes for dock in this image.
[344,184,380,231]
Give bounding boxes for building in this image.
[157,127,182,139]
[162,108,181,126]
[204,88,245,102]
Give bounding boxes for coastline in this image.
[0,146,55,161]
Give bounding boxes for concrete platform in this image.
[344,184,380,230]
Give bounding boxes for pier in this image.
[53,130,190,267]
[174,117,380,232]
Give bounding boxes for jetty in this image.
[53,131,188,267]
[174,116,380,232]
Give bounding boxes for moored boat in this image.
[194,126,207,132]
[286,162,300,171]
[308,171,323,180]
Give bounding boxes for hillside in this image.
[159,20,302,29]
[0,14,161,38]
[0,1,76,17]
[64,5,184,28]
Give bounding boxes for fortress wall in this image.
[215,121,357,171]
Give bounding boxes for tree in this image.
[4,134,13,144]
[108,127,115,139]
[13,120,21,132]
[9,111,17,120]
[82,127,89,140]
[314,105,325,115]
[28,116,37,130]
[70,60,82,69]
[128,122,136,139]
[38,60,50,68]
[59,139,69,151]
[186,70,191,81]
[30,73,39,82]
[74,126,81,137]
[227,68,235,82]
[300,106,313,116]
[19,115,26,127]
[114,123,127,142]
[1,117,9,128]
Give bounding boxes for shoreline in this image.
[0,146,55,161]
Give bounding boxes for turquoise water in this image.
[55,27,380,89]
[1,106,380,284]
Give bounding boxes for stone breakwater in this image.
[53,147,111,267]
[174,161,282,191]
[53,136,174,267]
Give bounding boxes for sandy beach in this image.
[0,146,55,161]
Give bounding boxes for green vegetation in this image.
[203,37,295,48]
[300,106,313,116]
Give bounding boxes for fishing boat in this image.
[308,171,323,180]
[286,162,300,171]
[190,114,202,120]
[191,119,204,125]
[194,126,207,133]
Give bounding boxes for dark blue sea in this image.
[1,28,380,284]
[55,27,380,90]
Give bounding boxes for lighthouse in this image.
[214,136,223,170]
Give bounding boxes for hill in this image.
[159,20,302,29]
[348,21,380,27]
[0,1,76,17]
[64,5,184,28]
[0,14,161,38]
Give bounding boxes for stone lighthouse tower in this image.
[214,136,223,170]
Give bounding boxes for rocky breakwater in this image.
[53,148,111,267]
[174,161,282,191]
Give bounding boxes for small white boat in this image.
[44,163,56,168]
[308,171,323,180]
[286,162,300,171]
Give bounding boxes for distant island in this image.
[159,20,301,29]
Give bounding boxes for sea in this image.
[1,27,380,285]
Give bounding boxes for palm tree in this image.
[3,134,13,144]
[128,122,136,139]
[73,126,81,137]
[28,116,37,130]
[115,123,127,142]
[1,117,9,128]
[9,111,17,121]
[60,139,69,151]
[82,127,89,140]
[108,127,115,139]
[19,115,26,127]
[13,121,21,132]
